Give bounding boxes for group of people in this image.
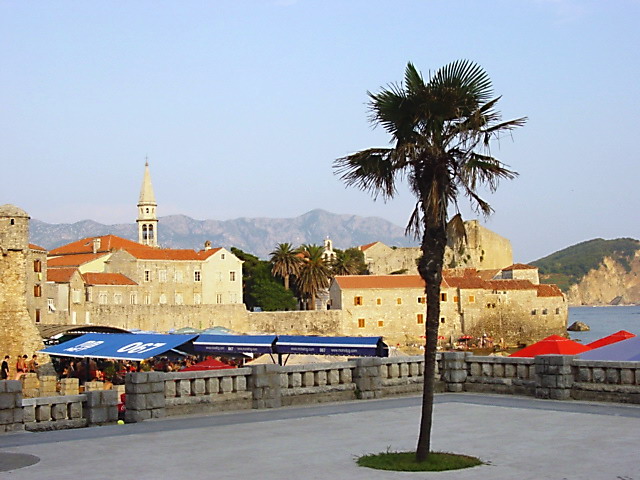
[1,354,39,380]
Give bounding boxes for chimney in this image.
[92,238,101,253]
[204,240,211,251]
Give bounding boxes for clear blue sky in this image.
[1,1,638,262]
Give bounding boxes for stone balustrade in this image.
[279,361,356,405]
[3,353,640,432]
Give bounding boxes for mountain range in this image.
[30,209,418,259]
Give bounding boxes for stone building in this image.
[329,265,567,346]
[359,220,514,275]
[0,205,47,366]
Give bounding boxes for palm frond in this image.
[333,148,401,200]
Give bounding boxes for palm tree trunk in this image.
[284,274,289,291]
[309,293,316,310]
[416,219,447,462]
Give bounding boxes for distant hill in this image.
[531,238,640,305]
[30,209,417,259]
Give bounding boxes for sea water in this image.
[567,305,640,344]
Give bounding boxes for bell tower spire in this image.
[137,158,158,247]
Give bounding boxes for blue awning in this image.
[39,333,197,361]
[275,336,388,357]
[193,335,277,354]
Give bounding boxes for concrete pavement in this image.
[1,393,639,480]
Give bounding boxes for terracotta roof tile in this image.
[126,247,222,261]
[46,268,78,283]
[502,263,537,271]
[442,276,487,289]
[47,253,110,268]
[486,279,537,290]
[49,235,148,255]
[359,242,380,251]
[29,243,47,252]
[476,269,501,281]
[334,275,426,289]
[82,272,137,286]
[536,284,564,297]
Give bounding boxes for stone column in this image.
[248,364,282,409]
[85,390,118,426]
[0,380,24,432]
[353,357,382,399]
[441,351,468,392]
[124,372,166,422]
[535,355,575,400]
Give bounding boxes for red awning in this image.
[180,358,235,371]
[587,330,636,350]
[509,334,591,358]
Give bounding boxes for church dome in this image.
[0,204,29,218]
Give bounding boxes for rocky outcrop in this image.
[566,253,640,306]
[567,321,590,332]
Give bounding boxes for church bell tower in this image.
[137,160,158,247]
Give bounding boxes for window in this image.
[71,312,77,325]
[85,288,91,302]
[440,317,445,324]
[440,293,447,302]
[47,298,55,313]
[216,294,223,304]
[378,320,384,327]
[175,293,183,305]
[144,295,151,305]
[230,293,238,303]
[468,295,475,303]
[542,309,548,315]
[454,296,459,303]
[531,309,537,315]
[376,298,382,305]
[34,284,42,297]
[33,259,42,273]
[230,271,236,281]
[158,270,167,282]
[354,296,363,306]
[358,318,365,328]
[396,298,402,305]
[175,270,184,283]
[159,294,167,305]
[417,314,424,324]
[418,296,426,304]
[98,293,108,305]
[35,309,41,323]
[85,312,91,325]
[555,308,560,315]
[144,270,151,282]
[72,289,82,304]
[114,294,123,305]
[194,293,202,305]
[194,271,201,282]
[130,293,138,305]
[221,254,225,259]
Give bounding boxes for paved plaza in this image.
[1,393,639,480]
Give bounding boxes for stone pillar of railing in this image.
[249,364,282,409]
[60,378,79,395]
[535,355,575,400]
[124,372,166,422]
[38,375,58,396]
[85,390,118,426]
[353,357,382,399]
[20,373,39,398]
[441,351,468,392]
[0,380,24,432]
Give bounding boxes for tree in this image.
[334,60,525,461]
[269,242,302,291]
[295,244,331,310]
[330,249,361,276]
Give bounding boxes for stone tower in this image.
[137,160,158,247]
[0,205,47,369]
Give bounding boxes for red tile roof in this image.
[359,242,380,252]
[476,269,501,281]
[502,263,537,271]
[442,276,487,289]
[486,279,537,290]
[82,273,137,286]
[536,284,564,297]
[47,253,110,268]
[49,235,223,262]
[334,275,426,289]
[46,268,78,283]
[29,243,47,252]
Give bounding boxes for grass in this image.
[356,450,483,472]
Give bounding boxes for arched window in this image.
[142,225,148,240]
[148,224,154,240]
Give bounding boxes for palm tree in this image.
[269,242,301,291]
[296,244,331,310]
[334,60,525,461]
[330,250,360,276]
